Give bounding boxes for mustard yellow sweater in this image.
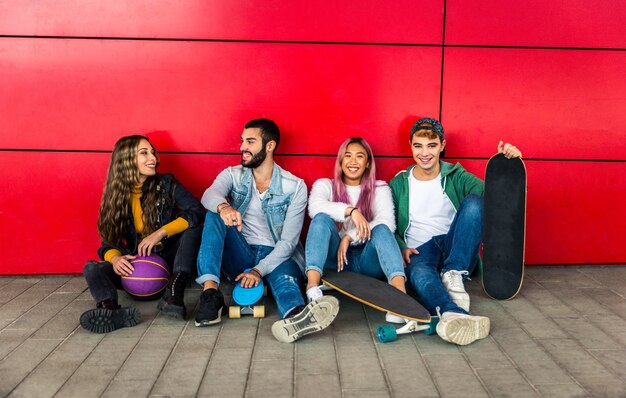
[104,185,189,261]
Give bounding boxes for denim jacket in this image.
[201,163,307,275]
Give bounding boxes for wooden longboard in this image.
[321,270,430,322]
[482,153,527,300]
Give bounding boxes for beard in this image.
[241,146,267,169]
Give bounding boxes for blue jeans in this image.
[305,214,405,282]
[405,194,483,315]
[196,211,304,318]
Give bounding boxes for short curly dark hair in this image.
[245,118,280,150]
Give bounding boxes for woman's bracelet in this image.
[349,207,358,217]
[217,203,231,214]
[251,268,262,278]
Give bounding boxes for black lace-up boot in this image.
[157,272,189,320]
[80,300,140,333]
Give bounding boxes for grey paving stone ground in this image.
[0,266,625,397]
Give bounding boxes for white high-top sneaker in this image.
[441,270,470,311]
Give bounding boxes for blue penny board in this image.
[482,153,526,300]
[232,270,265,306]
[321,270,430,322]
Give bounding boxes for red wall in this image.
[1,1,625,274]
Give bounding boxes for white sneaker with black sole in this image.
[271,296,339,343]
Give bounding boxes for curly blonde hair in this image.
[97,135,161,247]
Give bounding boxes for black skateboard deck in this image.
[321,270,430,322]
[482,153,527,300]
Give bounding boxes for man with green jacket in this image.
[390,117,521,345]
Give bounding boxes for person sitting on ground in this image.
[194,118,339,343]
[80,135,205,333]
[305,137,409,323]
[390,118,521,345]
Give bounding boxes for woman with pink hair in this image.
[305,137,407,323]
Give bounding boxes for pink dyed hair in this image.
[332,137,377,222]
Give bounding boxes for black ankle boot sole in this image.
[80,307,140,333]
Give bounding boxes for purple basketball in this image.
[122,254,170,300]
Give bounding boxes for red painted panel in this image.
[0,1,443,44]
[383,158,626,265]
[0,153,443,275]
[163,156,626,266]
[0,38,442,156]
[0,152,242,275]
[0,152,107,275]
[441,47,626,160]
[446,0,626,48]
[523,160,626,265]
[2,151,624,275]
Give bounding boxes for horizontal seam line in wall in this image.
[1,35,626,51]
[0,35,440,47]
[445,43,626,52]
[1,149,624,163]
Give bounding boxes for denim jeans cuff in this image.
[305,265,324,277]
[195,273,220,287]
[388,271,407,283]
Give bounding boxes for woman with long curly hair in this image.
[304,137,408,323]
[80,135,205,333]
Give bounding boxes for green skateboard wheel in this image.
[377,324,398,343]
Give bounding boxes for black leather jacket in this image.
[97,173,205,259]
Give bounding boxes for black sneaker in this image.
[271,296,339,343]
[79,307,140,333]
[195,289,225,327]
[157,272,188,320]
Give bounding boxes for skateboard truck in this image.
[377,317,439,343]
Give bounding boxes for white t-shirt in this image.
[241,184,275,247]
[405,173,456,249]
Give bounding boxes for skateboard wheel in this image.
[229,306,241,319]
[253,305,265,318]
[425,318,439,335]
[377,325,398,343]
